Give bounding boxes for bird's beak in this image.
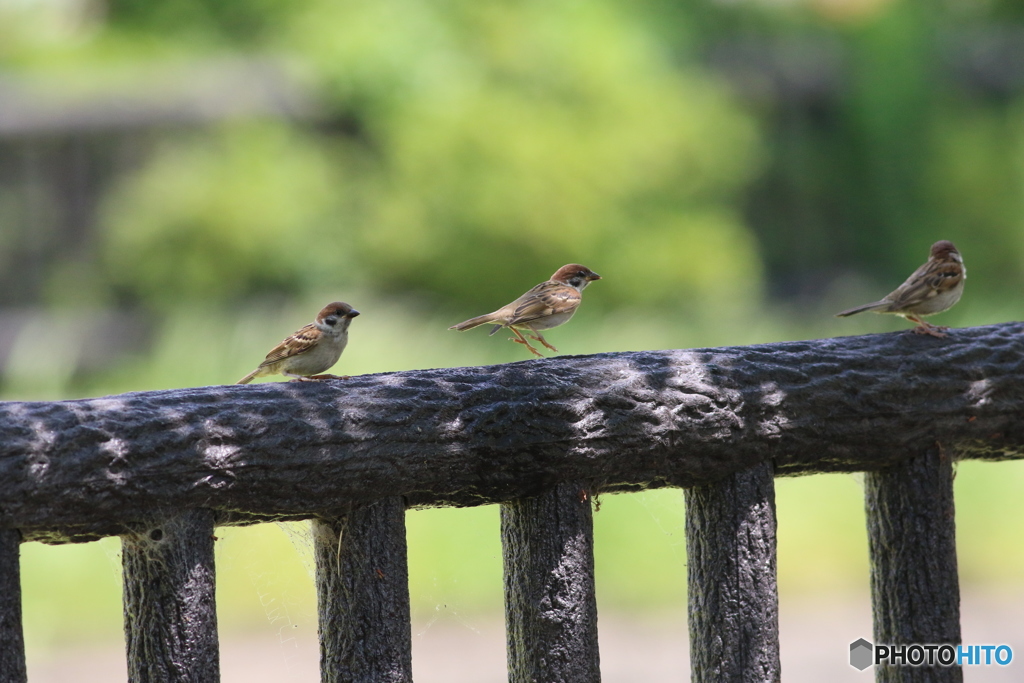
[587,273,602,281]
[348,310,361,318]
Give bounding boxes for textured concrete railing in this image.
[1,321,1023,682]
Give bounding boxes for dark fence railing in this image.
[2,321,1023,682]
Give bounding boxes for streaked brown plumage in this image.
[237,302,360,384]
[450,264,602,357]
[836,241,965,338]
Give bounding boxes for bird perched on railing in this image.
[449,264,602,357]
[836,240,965,338]
[237,302,360,383]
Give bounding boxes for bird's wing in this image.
[887,260,964,310]
[259,323,321,366]
[506,283,581,326]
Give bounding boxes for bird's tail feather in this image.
[236,370,259,384]
[450,313,499,332]
[836,301,890,317]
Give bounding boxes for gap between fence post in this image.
[313,496,412,683]
[501,481,601,683]
[865,446,962,683]
[0,528,26,683]
[685,460,781,683]
[121,508,219,683]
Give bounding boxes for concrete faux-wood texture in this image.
[1,322,1022,544]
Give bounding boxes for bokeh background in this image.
[2,0,1024,680]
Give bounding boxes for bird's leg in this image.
[511,338,544,357]
[509,328,544,357]
[907,316,948,339]
[307,374,351,380]
[530,332,559,353]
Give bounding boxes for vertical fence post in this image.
[0,529,27,683]
[865,447,962,683]
[122,509,219,683]
[313,497,412,683]
[685,460,780,683]
[501,481,601,683]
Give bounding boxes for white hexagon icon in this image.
[850,638,873,671]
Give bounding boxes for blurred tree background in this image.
[3,0,1024,678]
[4,0,1024,332]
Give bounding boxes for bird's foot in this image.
[912,324,948,339]
[511,337,545,357]
[288,373,349,382]
[530,335,559,352]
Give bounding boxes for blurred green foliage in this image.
[94,0,763,313]
[5,0,1024,313]
[102,123,351,305]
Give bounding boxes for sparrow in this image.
[836,240,965,338]
[449,264,602,357]
[237,302,360,384]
